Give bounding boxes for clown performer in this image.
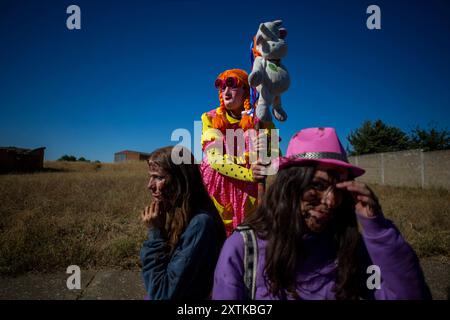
[200,69,279,236]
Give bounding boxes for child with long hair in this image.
[140,146,226,299]
[213,127,431,299]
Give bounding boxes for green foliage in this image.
[348,120,450,155]
[58,155,77,161]
[347,120,411,155]
[410,123,450,151]
[57,155,94,162]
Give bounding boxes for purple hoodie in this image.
[212,213,431,300]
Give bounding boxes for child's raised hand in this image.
[336,181,382,218]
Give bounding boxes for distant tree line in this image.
[57,155,101,163]
[347,120,450,155]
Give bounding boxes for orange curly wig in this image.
[212,69,254,132]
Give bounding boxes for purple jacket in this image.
[212,213,431,300]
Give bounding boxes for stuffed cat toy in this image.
[249,20,290,122]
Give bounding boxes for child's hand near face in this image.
[336,181,382,218]
[141,200,166,229]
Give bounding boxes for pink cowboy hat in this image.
[276,127,365,178]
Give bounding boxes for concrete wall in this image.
[423,150,450,189]
[349,149,450,189]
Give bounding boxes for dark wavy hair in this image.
[148,146,225,254]
[244,164,362,300]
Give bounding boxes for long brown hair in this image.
[147,146,225,254]
[244,165,362,299]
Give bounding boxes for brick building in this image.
[114,150,151,162]
[0,147,46,173]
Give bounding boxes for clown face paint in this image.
[221,85,245,118]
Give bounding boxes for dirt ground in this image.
[0,256,448,300]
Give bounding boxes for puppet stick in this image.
[254,120,266,205]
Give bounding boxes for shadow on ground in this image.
[0,256,448,300]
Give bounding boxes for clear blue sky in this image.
[1,0,449,162]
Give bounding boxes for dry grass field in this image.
[0,161,449,276]
[0,161,149,275]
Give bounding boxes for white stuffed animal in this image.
[249,20,290,122]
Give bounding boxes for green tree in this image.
[347,120,411,155]
[58,155,77,161]
[78,157,90,162]
[409,123,450,151]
